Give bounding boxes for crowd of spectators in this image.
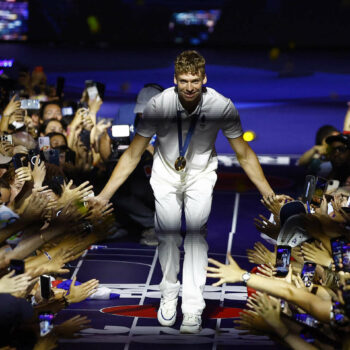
[0,64,350,349]
[207,104,350,349]
[0,66,139,349]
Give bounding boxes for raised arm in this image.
[97,133,151,201]
[228,135,274,197]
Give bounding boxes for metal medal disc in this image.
[175,156,186,172]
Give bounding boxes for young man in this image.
[96,50,274,333]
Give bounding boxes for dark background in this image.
[26,0,350,48]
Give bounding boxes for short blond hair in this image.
[174,50,206,77]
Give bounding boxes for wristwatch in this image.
[241,271,251,284]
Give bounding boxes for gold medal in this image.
[174,156,186,171]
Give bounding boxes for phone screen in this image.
[38,136,50,151]
[10,259,24,275]
[301,262,316,287]
[39,312,54,336]
[275,245,291,277]
[331,238,345,271]
[311,177,328,207]
[293,313,318,328]
[111,125,130,138]
[87,85,99,100]
[342,242,350,273]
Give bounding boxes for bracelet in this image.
[40,232,46,243]
[43,251,52,261]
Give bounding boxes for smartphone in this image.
[79,129,91,150]
[1,134,12,144]
[44,149,60,166]
[85,80,98,100]
[275,245,291,277]
[342,242,350,273]
[301,262,316,287]
[311,177,328,207]
[56,76,65,98]
[293,313,319,328]
[28,149,41,170]
[9,259,24,275]
[38,136,50,151]
[39,312,54,336]
[40,275,51,299]
[301,175,316,205]
[111,125,130,138]
[331,237,345,271]
[87,86,99,100]
[20,99,40,110]
[12,154,23,169]
[62,106,73,116]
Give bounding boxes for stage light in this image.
[87,16,100,33]
[243,131,256,142]
[269,47,280,61]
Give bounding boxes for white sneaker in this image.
[157,297,178,326]
[180,313,202,334]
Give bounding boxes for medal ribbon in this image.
[176,110,199,158]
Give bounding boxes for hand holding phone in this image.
[275,245,291,277]
[301,262,316,287]
[40,275,51,299]
[331,237,345,271]
[39,312,54,336]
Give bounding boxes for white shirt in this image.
[137,87,243,179]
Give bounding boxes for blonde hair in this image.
[174,50,206,77]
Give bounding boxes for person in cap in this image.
[96,50,274,333]
[326,133,350,186]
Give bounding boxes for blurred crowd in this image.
[0,64,350,349]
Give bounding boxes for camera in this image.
[109,124,131,162]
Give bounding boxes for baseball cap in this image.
[134,85,162,114]
[277,214,310,247]
[326,133,350,147]
[279,200,307,227]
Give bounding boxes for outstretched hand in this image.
[206,253,245,286]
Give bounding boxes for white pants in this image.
[150,171,217,315]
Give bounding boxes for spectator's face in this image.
[174,71,207,106]
[43,104,62,121]
[329,141,350,167]
[45,120,63,135]
[50,134,66,148]
[0,187,11,205]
